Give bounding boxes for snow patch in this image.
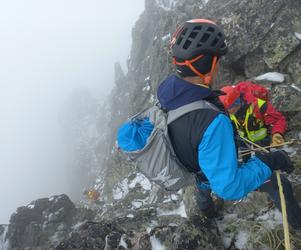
[157,201,187,218]
[282,145,296,156]
[72,221,85,230]
[113,178,129,200]
[131,200,143,209]
[295,32,301,41]
[291,84,301,93]
[27,204,35,209]
[234,230,249,249]
[150,235,166,250]
[119,235,128,249]
[147,220,159,234]
[129,173,151,190]
[171,194,178,200]
[0,225,9,250]
[149,94,155,104]
[143,86,151,92]
[256,209,282,229]
[49,196,55,202]
[161,33,171,42]
[155,0,177,11]
[254,72,285,82]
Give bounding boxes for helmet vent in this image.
[189,31,198,39]
[207,27,215,32]
[211,38,219,47]
[177,37,183,45]
[193,25,203,31]
[200,33,210,43]
[177,28,187,45]
[183,40,192,49]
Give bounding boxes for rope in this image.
[239,140,294,155]
[248,222,301,249]
[239,136,291,250]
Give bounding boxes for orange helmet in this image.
[219,86,241,109]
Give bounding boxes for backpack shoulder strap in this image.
[167,100,219,125]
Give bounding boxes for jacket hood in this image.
[157,75,213,111]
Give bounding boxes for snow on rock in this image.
[282,145,297,156]
[113,178,129,200]
[0,225,8,250]
[143,86,151,92]
[157,201,187,218]
[131,200,144,209]
[71,221,85,230]
[48,196,55,202]
[291,84,301,93]
[149,93,155,104]
[161,33,171,42]
[254,72,285,82]
[171,194,178,200]
[27,204,35,209]
[150,235,166,250]
[146,221,159,234]
[256,209,282,229]
[118,235,128,249]
[155,0,177,11]
[295,32,301,41]
[129,173,152,190]
[234,230,249,250]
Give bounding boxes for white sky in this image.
[0,0,144,224]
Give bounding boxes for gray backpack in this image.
[123,100,218,191]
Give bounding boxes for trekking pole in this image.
[239,136,291,250]
[239,141,294,156]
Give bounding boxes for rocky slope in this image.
[1,0,301,249]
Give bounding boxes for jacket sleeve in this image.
[261,101,287,135]
[198,114,272,200]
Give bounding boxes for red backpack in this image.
[235,81,269,103]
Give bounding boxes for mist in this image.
[0,0,144,224]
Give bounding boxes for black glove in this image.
[255,150,294,174]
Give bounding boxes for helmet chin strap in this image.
[173,55,218,86]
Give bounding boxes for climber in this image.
[84,189,100,203]
[156,18,301,228]
[219,84,287,147]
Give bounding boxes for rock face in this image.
[2,0,301,249]
[99,0,301,249]
[103,0,301,186]
[1,190,225,250]
[3,194,96,250]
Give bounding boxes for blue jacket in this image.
[118,75,272,200]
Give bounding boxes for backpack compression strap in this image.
[167,100,219,125]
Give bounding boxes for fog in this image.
[0,0,144,224]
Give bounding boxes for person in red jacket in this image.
[219,84,286,147]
